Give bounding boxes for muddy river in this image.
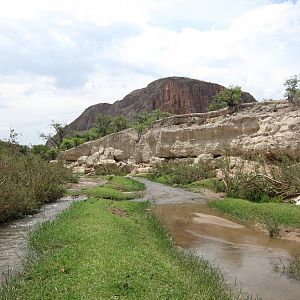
[135,178,300,300]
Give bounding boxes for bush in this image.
[149,159,216,185]
[0,143,74,222]
[209,86,242,111]
[188,179,226,193]
[219,154,300,202]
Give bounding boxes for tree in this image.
[209,86,242,111]
[39,121,67,149]
[112,115,129,132]
[94,114,113,137]
[284,75,300,102]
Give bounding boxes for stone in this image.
[194,154,214,163]
[149,157,165,166]
[78,156,88,166]
[91,146,99,155]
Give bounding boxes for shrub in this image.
[219,154,300,202]
[284,75,300,102]
[209,86,242,111]
[149,159,216,185]
[0,143,74,222]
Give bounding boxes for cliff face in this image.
[62,101,300,170]
[66,77,256,132]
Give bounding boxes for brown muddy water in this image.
[0,177,105,286]
[134,178,300,300]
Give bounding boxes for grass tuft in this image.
[82,186,133,201]
[105,176,145,192]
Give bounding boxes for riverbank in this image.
[208,198,300,241]
[0,177,230,300]
[145,175,300,242]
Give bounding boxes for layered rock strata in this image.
[62,101,300,173]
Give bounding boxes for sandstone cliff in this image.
[62,101,300,173]
[66,77,256,132]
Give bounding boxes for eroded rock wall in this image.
[62,101,300,173]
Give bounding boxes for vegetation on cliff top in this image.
[208,85,242,111]
[45,109,171,151]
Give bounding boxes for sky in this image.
[0,0,299,144]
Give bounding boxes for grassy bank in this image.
[81,176,145,200]
[0,143,75,223]
[208,198,300,228]
[0,201,230,299]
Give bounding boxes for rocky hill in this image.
[62,101,300,175]
[66,77,256,132]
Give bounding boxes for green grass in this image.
[82,186,134,201]
[105,176,145,192]
[208,198,300,228]
[0,200,230,300]
[81,176,145,201]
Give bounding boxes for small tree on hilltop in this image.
[209,85,242,112]
[284,75,300,103]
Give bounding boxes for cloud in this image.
[117,1,300,98]
[0,0,299,144]
[0,15,140,88]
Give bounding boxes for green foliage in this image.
[31,144,58,161]
[0,143,74,222]
[0,200,230,300]
[149,159,216,185]
[57,109,171,150]
[284,75,300,102]
[133,109,171,140]
[112,115,129,132]
[94,114,114,137]
[209,86,242,111]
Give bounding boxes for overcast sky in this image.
[0,0,299,144]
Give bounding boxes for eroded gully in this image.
[133,177,300,300]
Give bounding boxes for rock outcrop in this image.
[62,101,300,173]
[65,77,256,132]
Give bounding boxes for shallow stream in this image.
[135,178,300,300]
[0,177,105,286]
